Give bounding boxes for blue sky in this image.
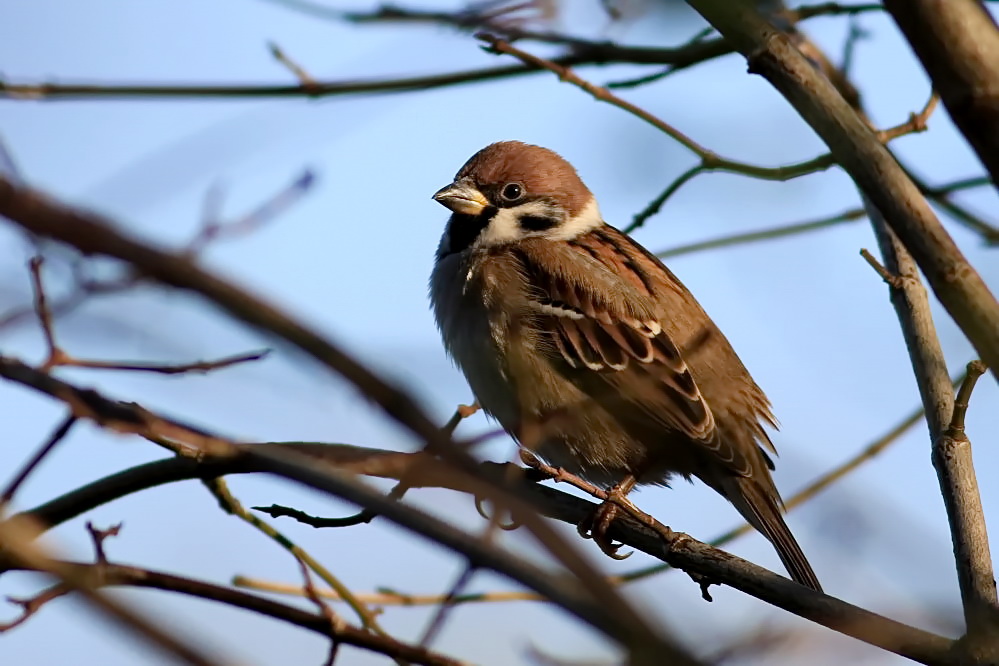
[1,1,997,664]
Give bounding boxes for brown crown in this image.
[455,141,593,217]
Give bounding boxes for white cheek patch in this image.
[475,206,525,247]
[545,197,603,240]
[474,200,561,248]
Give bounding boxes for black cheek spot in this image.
[519,215,557,232]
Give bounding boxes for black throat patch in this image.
[443,206,498,256]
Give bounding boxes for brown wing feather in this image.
[511,234,755,476]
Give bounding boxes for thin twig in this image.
[268,43,318,87]
[233,577,541,606]
[859,248,902,287]
[296,557,344,666]
[1,415,76,505]
[418,565,478,647]
[656,207,867,258]
[63,349,271,375]
[202,477,392,640]
[0,519,228,666]
[2,559,464,666]
[28,256,59,368]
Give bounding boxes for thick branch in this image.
[882,1,999,191]
[10,446,954,665]
[684,0,999,383]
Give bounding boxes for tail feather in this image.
[722,477,823,592]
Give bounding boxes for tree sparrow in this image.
[429,141,821,591]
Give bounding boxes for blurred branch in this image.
[8,438,955,664]
[185,169,315,255]
[685,0,999,385]
[0,518,228,666]
[29,259,271,373]
[0,414,76,505]
[202,476,393,641]
[883,0,999,193]
[267,43,318,87]
[233,576,542,606]
[904,168,999,245]
[0,358,697,665]
[2,559,463,666]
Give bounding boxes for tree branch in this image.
[8,441,954,665]
[685,0,999,384]
[2,560,464,666]
[882,0,999,192]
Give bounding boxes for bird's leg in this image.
[577,475,639,560]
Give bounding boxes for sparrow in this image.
[428,141,821,592]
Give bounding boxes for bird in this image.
[428,141,821,592]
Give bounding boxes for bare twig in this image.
[2,559,464,666]
[63,349,272,375]
[946,361,988,437]
[933,360,999,645]
[859,248,902,288]
[202,477,391,639]
[295,557,344,666]
[28,253,272,375]
[84,521,122,564]
[0,41,729,102]
[1,415,76,505]
[268,43,318,87]
[443,402,480,436]
[185,170,315,254]
[657,207,867,258]
[0,519,228,666]
[233,576,541,606]
[481,33,838,187]
[28,256,59,367]
[417,564,478,647]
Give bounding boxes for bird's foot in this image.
[577,485,635,560]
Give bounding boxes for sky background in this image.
[1,1,997,664]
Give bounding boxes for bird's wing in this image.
[512,229,754,476]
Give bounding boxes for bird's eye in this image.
[501,183,524,201]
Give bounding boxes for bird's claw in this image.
[577,496,633,560]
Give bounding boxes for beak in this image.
[433,178,489,215]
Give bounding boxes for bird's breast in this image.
[430,251,522,428]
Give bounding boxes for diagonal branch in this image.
[684,0,999,384]
[882,0,999,192]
